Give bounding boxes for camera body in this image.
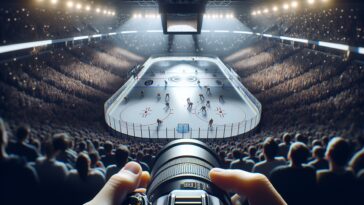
[123,139,231,205]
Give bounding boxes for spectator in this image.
[53,133,77,168]
[308,146,329,170]
[278,133,292,159]
[89,151,106,175]
[32,135,68,205]
[316,137,359,205]
[135,151,150,172]
[230,149,255,171]
[0,118,39,205]
[349,136,364,174]
[66,153,105,205]
[101,141,115,167]
[142,148,155,168]
[7,125,39,162]
[106,145,130,181]
[253,137,287,177]
[219,151,231,169]
[243,145,260,163]
[270,142,317,205]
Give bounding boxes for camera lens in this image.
[147,139,231,205]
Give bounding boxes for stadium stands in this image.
[0,1,363,205]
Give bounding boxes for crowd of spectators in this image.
[0,2,363,205]
[1,118,364,205]
[0,3,125,45]
[225,39,364,132]
[242,4,364,46]
[0,42,144,124]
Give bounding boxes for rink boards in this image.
[104,56,261,139]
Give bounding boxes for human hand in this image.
[209,168,286,205]
[85,161,150,205]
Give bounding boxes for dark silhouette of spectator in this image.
[101,141,115,167]
[253,137,286,176]
[278,133,292,159]
[308,146,329,170]
[66,153,105,205]
[317,137,359,205]
[7,125,39,162]
[106,145,130,181]
[230,149,255,171]
[53,133,77,168]
[219,151,231,169]
[0,118,39,205]
[135,151,150,172]
[31,135,68,205]
[89,151,106,175]
[270,142,317,205]
[243,145,260,163]
[295,133,308,145]
[142,148,155,168]
[349,136,364,174]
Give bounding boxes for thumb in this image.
[87,162,143,205]
[209,168,286,205]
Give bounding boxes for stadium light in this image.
[66,1,74,8]
[252,11,257,16]
[283,3,290,10]
[50,0,58,4]
[291,1,298,8]
[85,5,91,11]
[76,3,82,10]
[272,6,278,12]
[96,8,101,13]
[257,10,262,15]
[308,0,315,4]
[263,8,269,13]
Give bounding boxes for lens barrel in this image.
[147,139,231,205]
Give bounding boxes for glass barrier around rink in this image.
[104,55,262,139]
[106,115,260,139]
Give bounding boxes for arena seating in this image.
[0,1,363,205]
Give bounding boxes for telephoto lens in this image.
[146,139,231,205]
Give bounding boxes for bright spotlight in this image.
[219,14,223,19]
[272,6,278,12]
[308,0,315,4]
[263,8,269,13]
[103,10,107,14]
[283,3,290,10]
[96,8,101,13]
[85,5,91,11]
[76,3,82,10]
[112,12,116,16]
[257,10,262,15]
[291,1,298,8]
[252,11,257,16]
[66,1,74,8]
[50,0,58,4]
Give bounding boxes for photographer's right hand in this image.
[209,168,286,205]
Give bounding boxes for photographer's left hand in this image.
[85,161,150,205]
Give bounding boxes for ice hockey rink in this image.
[104,56,261,139]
